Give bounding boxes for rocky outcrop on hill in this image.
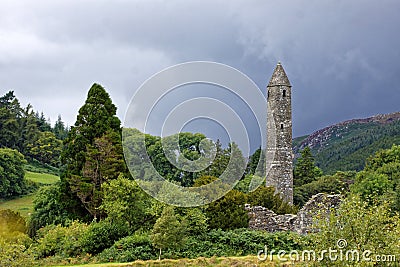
[294,112,400,153]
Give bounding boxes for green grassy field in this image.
[0,194,35,217]
[0,171,60,217]
[53,256,284,267]
[25,171,60,184]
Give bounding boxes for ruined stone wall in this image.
[245,193,342,234]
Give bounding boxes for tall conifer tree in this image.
[60,83,124,219]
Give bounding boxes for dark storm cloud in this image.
[1,0,399,144]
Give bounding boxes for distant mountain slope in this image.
[293,112,400,174]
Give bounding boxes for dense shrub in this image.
[311,195,400,266]
[247,186,298,214]
[98,233,157,262]
[205,189,249,230]
[33,221,88,258]
[0,148,28,198]
[0,236,35,267]
[79,220,130,254]
[98,229,308,263]
[28,184,76,237]
[172,229,306,259]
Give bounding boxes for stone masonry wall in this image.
[245,193,342,234]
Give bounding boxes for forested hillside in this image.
[0,91,69,171]
[293,112,400,174]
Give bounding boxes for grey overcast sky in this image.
[1,0,400,146]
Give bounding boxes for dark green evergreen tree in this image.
[19,104,40,157]
[0,91,21,149]
[60,83,124,220]
[35,111,52,132]
[53,115,69,140]
[294,146,323,187]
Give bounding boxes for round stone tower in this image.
[266,62,294,204]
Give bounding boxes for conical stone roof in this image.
[268,62,291,87]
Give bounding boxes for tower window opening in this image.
[283,89,286,97]
[280,123,284,129]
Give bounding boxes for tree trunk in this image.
[158,248,162,261]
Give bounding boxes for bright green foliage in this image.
[101,175,154,229]
[312,195,400,266]
[364,144,400,171]
[234,174,265,193]
[33,221,88,258]
[124,129,246,188]
[193,175,218,187]
[0,148,28,198]
[60,83,124,219]
[0,236,34,267]
[351,145,400,211]
[146,132,210,186]
[29,131,62,166]
[151,206,186,260]
[351,171,392,203]
[176,207,208,236]
[79,219,130,255]
[205,189,248,230]
[28,184,75,237]
[25,171,59,185]
[294,146,323,187]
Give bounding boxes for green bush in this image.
[173,229,306,259]
[28,184,76,237]
[79,220,130,254]
[247,186,298,214]
[98,229,308,262]
[0,236,35,267]
[0,148,28,199]
[33,221,88,258]
[311,195,400,266]
[98,233,157,262]
[205,189,249,230]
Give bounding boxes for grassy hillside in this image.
[0,194,35,217]
[293,112,400,174]
[25,171,60,184]
[0,172,60,217]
